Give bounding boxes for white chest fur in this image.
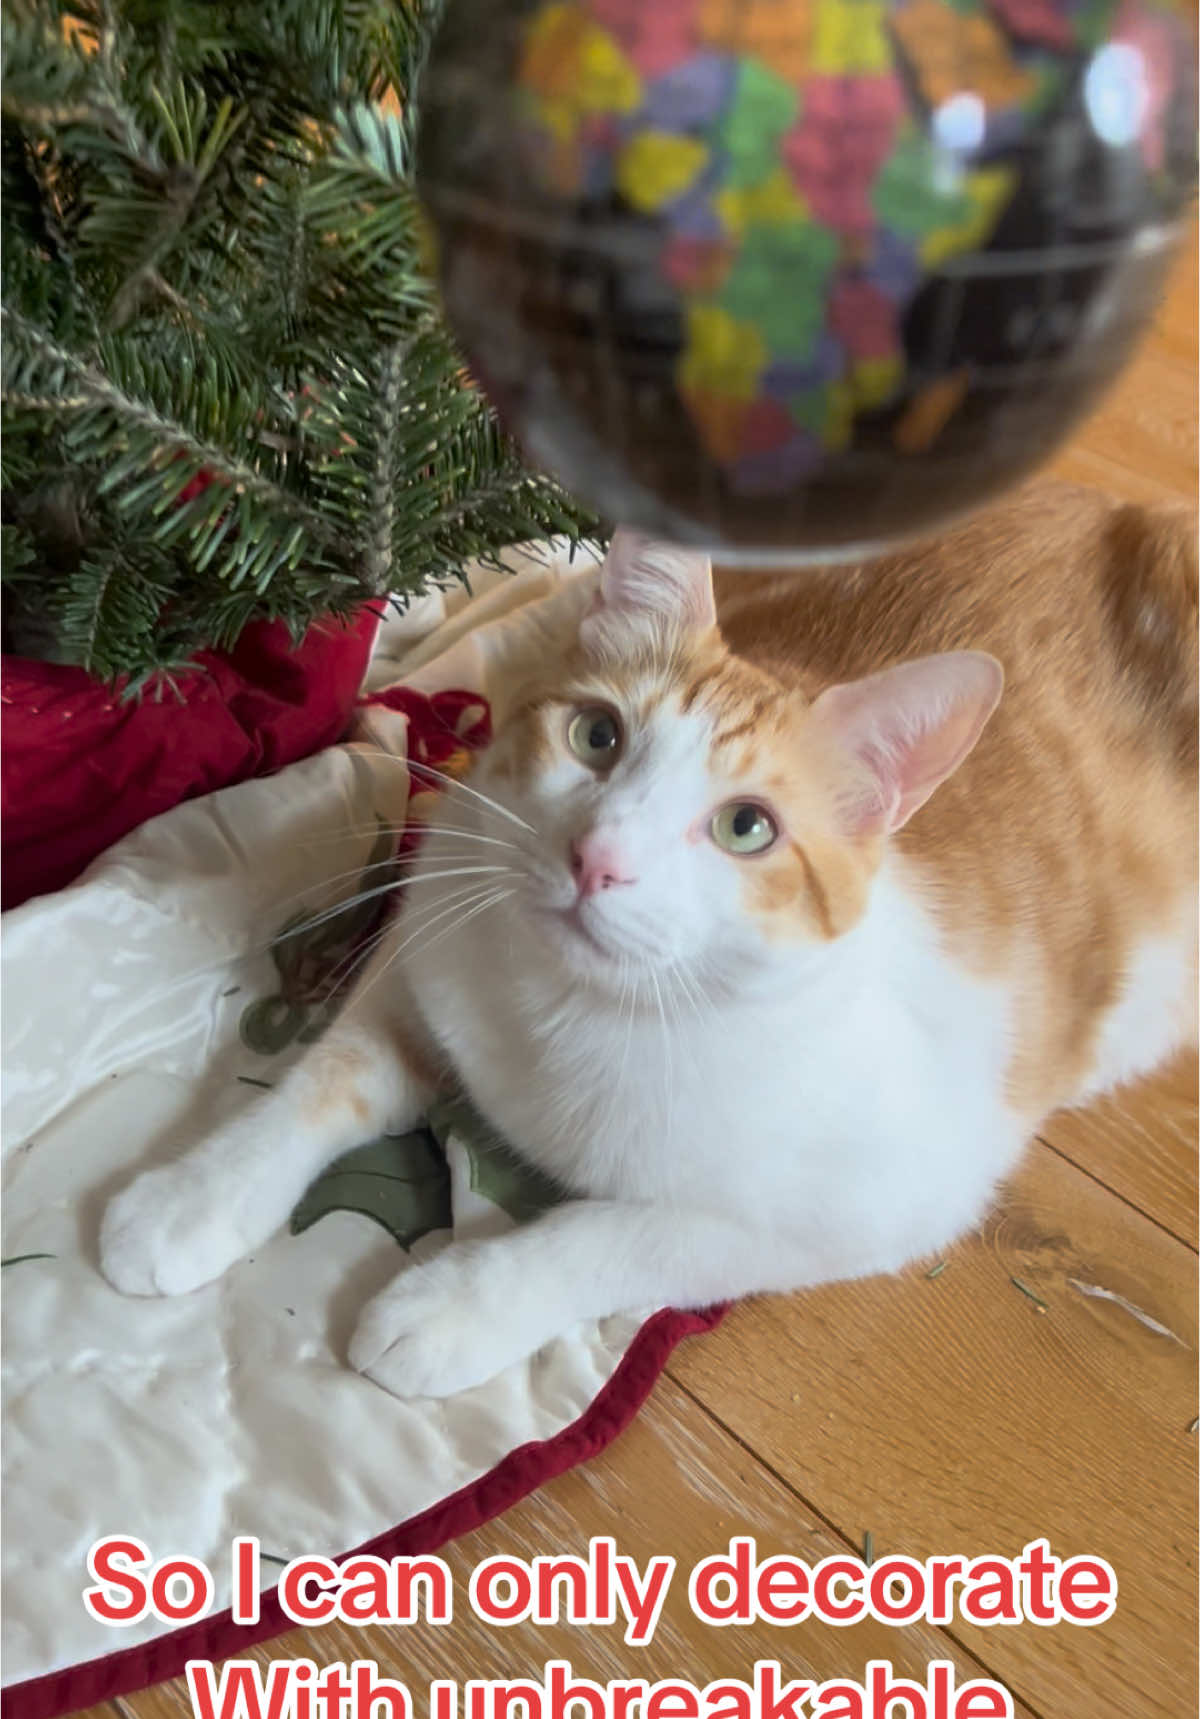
[400,850,1023,1280]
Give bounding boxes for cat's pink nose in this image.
[569,835,635,899]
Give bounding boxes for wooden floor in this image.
[80,248,1197,1719]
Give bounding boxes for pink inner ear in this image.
[812,651,1004,836]
[595,529,715,630]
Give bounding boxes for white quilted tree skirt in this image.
[1,587,719,1717]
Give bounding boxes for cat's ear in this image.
[585,529,715,636]
[812,651,1003,837]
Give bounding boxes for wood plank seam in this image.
[661,1371,1054,1719]
[1033,1130,1199,1255]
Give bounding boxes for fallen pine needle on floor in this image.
[1010,1275,1049,1313]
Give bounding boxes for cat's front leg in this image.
[349,1198,829,1399]
[100,1005,434,1299]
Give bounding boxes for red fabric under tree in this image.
[1,608,382,912]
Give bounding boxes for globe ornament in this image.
[417,0,1196,560]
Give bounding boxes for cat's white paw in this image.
[349,1248,545,1399]
[99,1162,257,1297]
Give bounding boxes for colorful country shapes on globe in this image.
[698,0,813,84]
[591,0,705,79]
[679,303,768,402]
[988,0,1074,49]
[640,52,738,131]
[680,387,752,463]
[662,232,738,291]
[920,165,1017,269]
[715,166,809,237]
[809,0,892,75]
[519,3,641,123]
[617,129,711,209]
[870,126,975,294]
[890,0,1039,114]
[510,0,1190,486]
[781,73,905,235]
[717,217,840,359]
[716,54,799,186]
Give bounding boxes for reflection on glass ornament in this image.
[417,0,1196,560]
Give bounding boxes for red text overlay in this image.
[81,1534,1119,1719]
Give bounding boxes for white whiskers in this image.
[274,864,513,943]
[268,837,517,924]
[350,881,518,1013]
[376,753,538,836]
[299,821,521,855]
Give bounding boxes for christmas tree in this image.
[1,0,592,688]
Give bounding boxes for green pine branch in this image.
[2,0,595,686]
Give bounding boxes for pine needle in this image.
[1010,1275,1049,1313]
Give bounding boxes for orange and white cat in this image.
[99,482,1198,1399]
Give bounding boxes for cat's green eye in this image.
[567,706,622,768]
[711,801,777,856]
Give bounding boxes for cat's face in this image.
[477,648,842,993]
[471,532,1003,998]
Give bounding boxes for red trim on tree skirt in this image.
[0,1305,724,1719]
[0,607,383,912]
